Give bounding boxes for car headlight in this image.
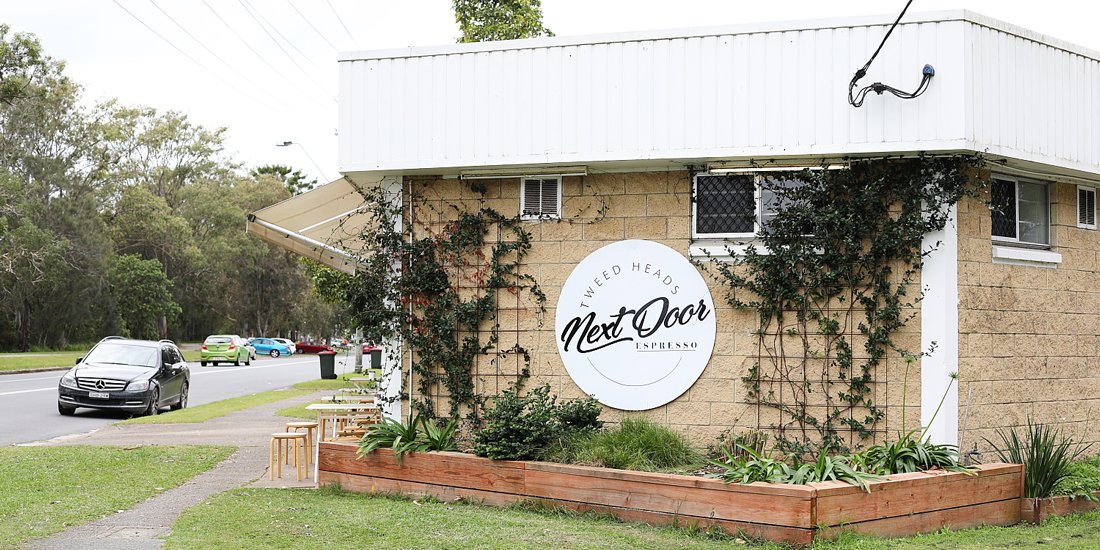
[60,370,78,389]
[127,379,150,392]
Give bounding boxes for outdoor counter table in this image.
[305,403,381,440]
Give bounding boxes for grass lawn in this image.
[292,374,366,391]
[0,445,233,547]
[0,350,203,372]
[276,376,367,420]
[120,388,313,424]
[166,486,1100,549]
[0,351,84,372]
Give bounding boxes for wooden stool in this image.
[269,432,307,481]
[285,421,318,467]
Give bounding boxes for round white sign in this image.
[554,240,716,411]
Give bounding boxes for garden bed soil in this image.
[1021,491,1100,524]
[318,442,1022,545]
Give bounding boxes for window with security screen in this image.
[991,177,1049,246]
[693,172,809,238]
[520,177,561,219]
[1078,186,1096,230]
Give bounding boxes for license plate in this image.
[89,391,109,399]
[212,356,225,361]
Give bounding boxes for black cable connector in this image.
[848,1,935,108]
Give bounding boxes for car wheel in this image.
[171,383,188,411]
[296,348,303,354]
[234,355,240,366]
[200,361,207,367]
[58,403,76,416]
[145,388,160,416]
[270,349,280,358]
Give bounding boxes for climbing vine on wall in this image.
[343,179,546,422]
[708,155,986,459]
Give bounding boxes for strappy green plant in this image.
[985,417,1091,498]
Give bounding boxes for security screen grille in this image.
[694,174,755,235]
[990,179,1018,239]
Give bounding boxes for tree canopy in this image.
[453,0,553,43]
[0,27,344,350]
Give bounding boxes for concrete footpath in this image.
[25,390,327,550]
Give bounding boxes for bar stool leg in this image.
[269,436,276,480]
[295,437,303,481]
[277,438,284,479]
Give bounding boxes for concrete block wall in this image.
[402,171,917,448]
[956,182,1100,455]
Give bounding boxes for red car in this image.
[295,342,335,354]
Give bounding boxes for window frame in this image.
[519,176,563,221]
[691,172,807,239]
[1077,185,1097,230]
[990,175,1050,247]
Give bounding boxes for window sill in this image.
[991,244,1061,269]
[690,240,769,260]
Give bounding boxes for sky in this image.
[4,1,1099,185]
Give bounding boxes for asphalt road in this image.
[0,351,363,446]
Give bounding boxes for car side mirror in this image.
[75,357,82,365]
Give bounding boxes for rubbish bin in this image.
[369,349,382,370]
[318,350,337,379]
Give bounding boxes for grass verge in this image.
[276,376,366,420]
[166,485,1100,549]
[0,350,203,373]
[0,445,233,547]
[0,351,84,372]
[292,374,364,391]
[120,388,312,424]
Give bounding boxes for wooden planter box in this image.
[318,442,1022,545]
[1021,491,1100,524]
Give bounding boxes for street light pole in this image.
[275,141,327,181]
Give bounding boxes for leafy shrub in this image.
[985,417,1091,498]
[543,418,700,471]
[1054,455,1100,499]
[556,396,603,432]
[473,385,560,460]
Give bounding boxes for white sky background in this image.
[3,1,1099,185]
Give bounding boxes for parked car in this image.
[295,341,335,354]
[271,338,296,355]
[248,337,293,358]
[57,336,189,416]
[200,334,252,366]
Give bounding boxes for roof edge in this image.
[338,10,1099,64]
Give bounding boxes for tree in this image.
[108,254,180,340]
[252,164,317,196]
[453,0,553,43]
[0,24,51,106]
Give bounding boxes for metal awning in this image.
[246,178,371,274]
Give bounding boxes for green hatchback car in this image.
[200,334,252,366]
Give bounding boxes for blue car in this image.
[248,337,293,358]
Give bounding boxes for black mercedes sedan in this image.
[57,337,190,416]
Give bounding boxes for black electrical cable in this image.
[848,0,934,108]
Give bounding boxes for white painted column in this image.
[919,204,959,445]
[380,175,403,421]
